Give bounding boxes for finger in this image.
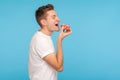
[61,24,66,29]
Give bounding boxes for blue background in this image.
[0,0,120,80]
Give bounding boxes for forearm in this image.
[56,37,63,70]
[55,25,72,71]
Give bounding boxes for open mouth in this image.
[55,24,59,27]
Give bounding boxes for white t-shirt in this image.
[28,31,57,80]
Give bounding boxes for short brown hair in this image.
[35,4,54,27]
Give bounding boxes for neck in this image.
[39,28,52,36]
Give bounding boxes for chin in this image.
[55,27,60,31]
[54,29,60,32]
[55,30,59,32]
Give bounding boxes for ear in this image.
[40,19,47,26]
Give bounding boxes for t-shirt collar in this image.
[37,31,51,38]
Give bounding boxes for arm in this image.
[43,38,63,72]
[43,25,72,72]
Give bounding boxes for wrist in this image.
[58,36,63,41]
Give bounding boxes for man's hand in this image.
[58,24,72,40]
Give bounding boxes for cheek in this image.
[46,19,55,28]
[48,19,54,24]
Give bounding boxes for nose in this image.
[57,17,60,22]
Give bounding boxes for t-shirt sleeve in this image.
[35,37,54,58]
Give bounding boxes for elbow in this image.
[57,68,63,72]
[56,66,63,72]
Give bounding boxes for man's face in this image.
[44,10,60,32]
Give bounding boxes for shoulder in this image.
[32,31,48,42]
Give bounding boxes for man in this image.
[28,4,72,80]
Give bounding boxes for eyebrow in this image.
[53,14,56,17]
[51,15,56,18]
